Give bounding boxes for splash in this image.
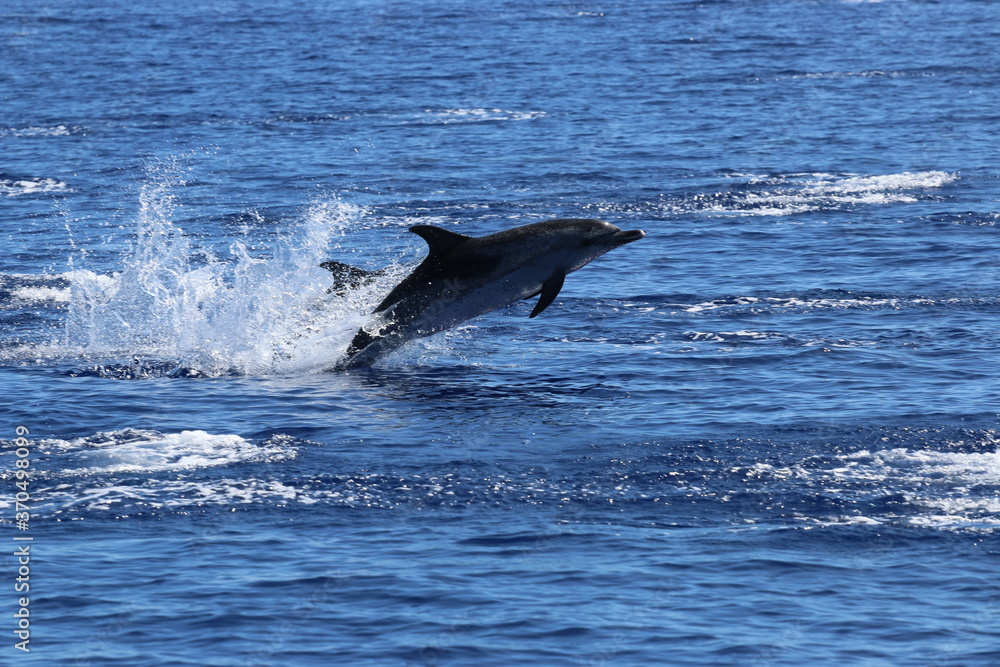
[62,161,393,376]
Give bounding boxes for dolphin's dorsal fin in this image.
[410,225,471,257]
[529,269,566,318]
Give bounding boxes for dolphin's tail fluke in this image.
[320,261,387,296]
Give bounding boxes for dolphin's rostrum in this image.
[327,218,645,369]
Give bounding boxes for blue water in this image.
[3,1,999,664]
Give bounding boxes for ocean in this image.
[2,0,999,665]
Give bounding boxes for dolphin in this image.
[326,218,645,369]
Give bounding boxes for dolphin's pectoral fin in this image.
[410,225,472,257]
[320,261,385,295]
[529,269,566,318]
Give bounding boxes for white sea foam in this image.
[40,475,358,513]
[0,177,68,196]
[584,170,958,218]
[681,329,873,349]
[0,429,298,514]
[418,108,546,124]
[802,433,1000,531]
[678,294,934,314]
[2,272,73,282]
[43,428,295,475]
[1,125,74,137]
[10,286,71,304]
[702,171,957,216]
[808,170,956,193]
[684,330,774,342]
[837,446,1000,486]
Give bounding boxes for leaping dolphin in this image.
[326,218,645,369]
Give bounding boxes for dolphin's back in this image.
[374,227,504,313]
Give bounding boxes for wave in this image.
[157,108,546,129]
[584,170,957,217]
[682,329,876,349]
[8,285,71,305]
[0,124,79,137]
[0,273,72,308]
[412,108,546,125]
[632,292,946,316]
[697,170,957,216]
[774,66,996,80]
